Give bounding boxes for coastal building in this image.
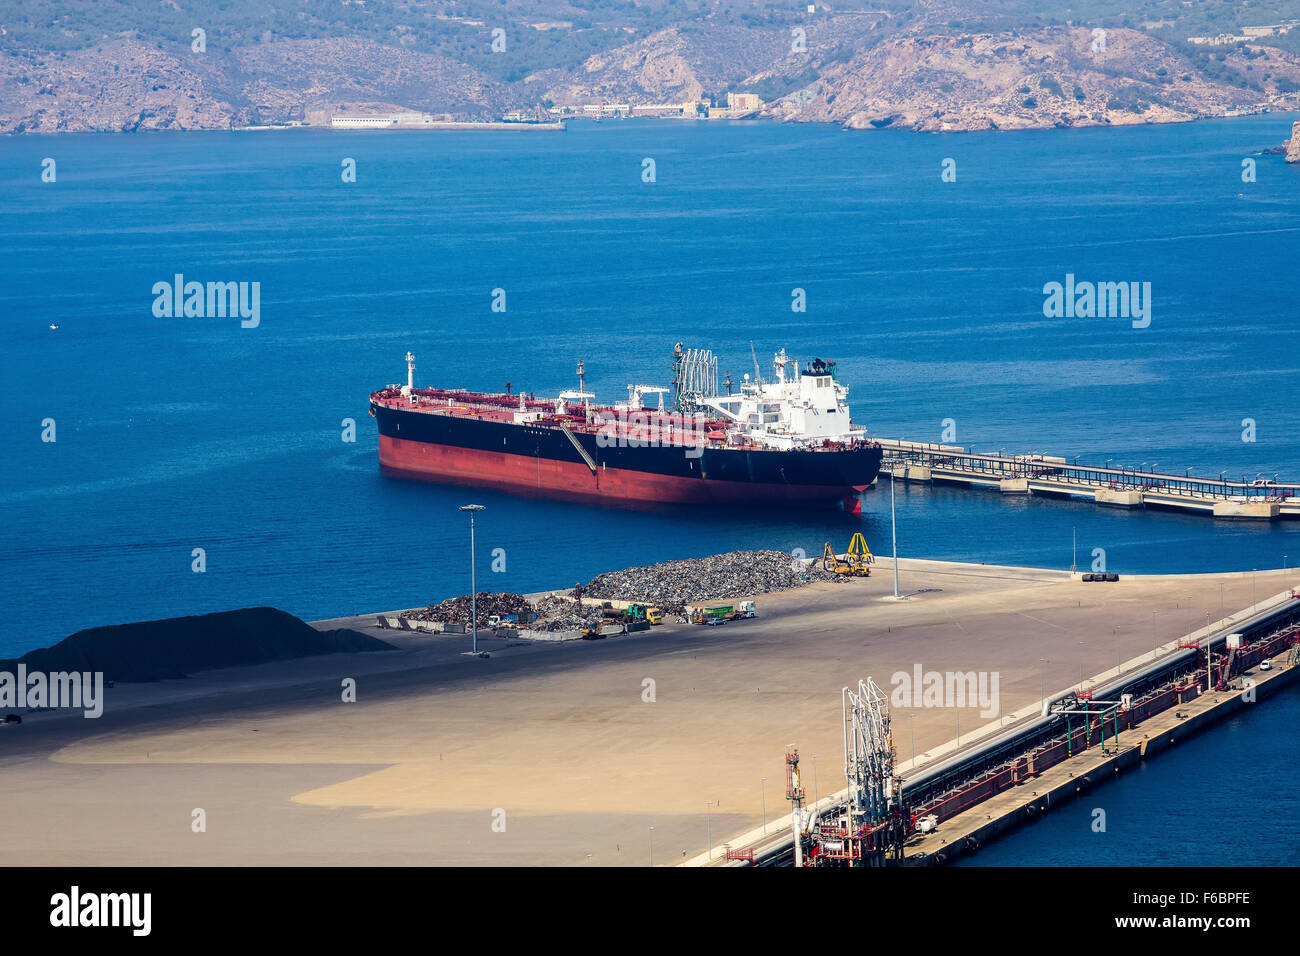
[1242,21,1298,38]
[631,103,693,117]
[1189,23,1297,44]
[331,112,435,128]
[1187,34,1248,45]
[581,103,631,117]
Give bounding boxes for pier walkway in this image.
[877,438,1297,520]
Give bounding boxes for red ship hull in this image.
[379,435,867,506]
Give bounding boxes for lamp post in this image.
[891,470,900,599]
[459,504,485,652]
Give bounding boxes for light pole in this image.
[459,504,486,653]
[891,470,900,599]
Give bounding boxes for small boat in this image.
[49,323,59,330]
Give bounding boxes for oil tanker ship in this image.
[369,344,883,510]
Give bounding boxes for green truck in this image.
[627,603,663,625]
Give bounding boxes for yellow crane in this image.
[822,533,874,577]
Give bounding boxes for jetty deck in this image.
[878,438,1296,520]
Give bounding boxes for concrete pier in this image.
[1093,487,1144,508]
[901,655,1298,865]
[1213,500,1280,520]
[878,438,1294,520]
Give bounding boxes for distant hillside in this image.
[2,0,1299,133]
[2,607,394,683]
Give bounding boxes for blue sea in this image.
[3,116,1299,654]
[3,114,1298,867]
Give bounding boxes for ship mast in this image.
[403,351,416,397]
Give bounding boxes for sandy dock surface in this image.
[0,559,1290,866]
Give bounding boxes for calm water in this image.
[2,115,1299,658]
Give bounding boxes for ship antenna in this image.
[749,341,763,385]
[405,351,416,391]
[576,359,586,395]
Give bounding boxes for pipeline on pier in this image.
[877,438,1296,520]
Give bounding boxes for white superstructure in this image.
[703,349,864,450]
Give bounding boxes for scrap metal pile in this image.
[407,591,532,628]
[529,595,605,631]
[582,549,843,611]
[404,550,843,633]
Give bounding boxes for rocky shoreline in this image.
[5,21,1300,137]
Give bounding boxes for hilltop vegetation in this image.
[2,0,1298,132]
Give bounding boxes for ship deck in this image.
[371,388,876,453]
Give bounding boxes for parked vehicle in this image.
[691,605,733,624]
[628,603,663,625]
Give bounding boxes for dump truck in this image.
[628,603,663,625]
[486,610,535,627]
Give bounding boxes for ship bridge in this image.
[702,348,864,450]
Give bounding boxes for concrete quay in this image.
[2,560,1295,866]
[691,584,1300,867]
